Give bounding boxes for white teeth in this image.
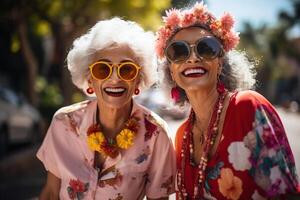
[104,88,125,93]
[184,68,205,76]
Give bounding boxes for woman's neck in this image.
[186,87,219,124]
[97,100,132,138]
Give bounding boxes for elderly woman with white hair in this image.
[156,2,299,200]
[37,17,176,200]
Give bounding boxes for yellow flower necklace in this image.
[87,114,140,158]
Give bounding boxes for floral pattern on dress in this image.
[243,105,298,196]
[161,175,174,194]
[205,161,224,193]
[251,190,267,200]
[37,100,176,199]
[144,114,159,141]
[175,91,299,199]
[228,141,251,171]
[135,146,150,164]
[217,168,243,200]
[67,179,89,200]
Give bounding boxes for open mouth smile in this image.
[182,67,207,77]
[104,87,126,97]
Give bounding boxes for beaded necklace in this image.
[177,90,227,199]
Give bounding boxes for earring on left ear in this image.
[86,87,94,94]
[134,88,140,95]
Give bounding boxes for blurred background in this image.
[0,0,300,199]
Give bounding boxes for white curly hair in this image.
[67,17,157,96]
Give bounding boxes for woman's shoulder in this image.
[53,99,94,119]
[230,90,271,110]
[134,101,169,132]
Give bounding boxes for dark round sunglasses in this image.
[165,36,224,63]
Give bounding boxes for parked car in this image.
[135,87,189,120]
[0,87,43,157]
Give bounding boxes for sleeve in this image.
[145,126,177,198]
[36,116,62,178]
[244,93,299,197]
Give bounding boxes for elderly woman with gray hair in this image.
[37,17,176,200]
[156,2,299,200]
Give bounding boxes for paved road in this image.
[0,108,299,200]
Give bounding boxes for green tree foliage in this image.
[0,0,171,119]
[239,0,300,104]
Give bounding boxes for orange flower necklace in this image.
[87,112,140,158]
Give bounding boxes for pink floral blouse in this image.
[37,99,176,200]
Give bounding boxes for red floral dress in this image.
[175,90,299,199]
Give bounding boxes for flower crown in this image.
[155,2,240,59]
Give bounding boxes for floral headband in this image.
[155,2,240,59]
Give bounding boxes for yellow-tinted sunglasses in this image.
[89,61,141,81]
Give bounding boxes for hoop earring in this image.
[134,88,140,95]
[86,87,94,94]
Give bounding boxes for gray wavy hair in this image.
[67,17,157,96]
[159,50,257,106]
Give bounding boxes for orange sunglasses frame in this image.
[89,61,141,81]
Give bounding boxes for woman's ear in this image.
[135,73,142,88]
[168,66,175,81]
[218,57,224,74]
[88,78,93,88]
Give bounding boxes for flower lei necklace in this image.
[86,109,140,158]
[177,89,227,199]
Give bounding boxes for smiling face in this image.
[169,27,222,93]
[88,45,140,109]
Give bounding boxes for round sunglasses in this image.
[165,36,224,63]
[89,61,141,81]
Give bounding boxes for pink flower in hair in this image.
[197,13,209,24]
[155,39,165,58]
[158,27,172,40]
[181,11,195,27]
[210,20,223,37]
[221,13,235,31]
[193,2,207,16]
[193,2,209,23]
[223,31,240,51]
[163,8,181,28]
[155,27,172,57]
[155,2,240,58]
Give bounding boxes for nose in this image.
[186,47,201,64]
[109,65,121,81]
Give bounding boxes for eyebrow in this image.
[97,58,111,62]
[96,59,134,63]
[120,59,134,63]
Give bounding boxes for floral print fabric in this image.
[37,99,176,199]
[175,90,299,199]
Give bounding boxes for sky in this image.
[202,0,298,36]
